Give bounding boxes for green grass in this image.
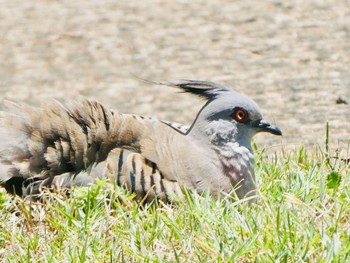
[0,146,349,262]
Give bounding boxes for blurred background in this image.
[0,0,349,155]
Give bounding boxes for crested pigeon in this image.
[0,81,282,202]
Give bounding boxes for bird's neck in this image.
[191,120,252,151]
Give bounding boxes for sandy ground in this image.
[0,0,349,157]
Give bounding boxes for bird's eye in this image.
[232,107,249,123]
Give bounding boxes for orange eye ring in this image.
[232,107,249,123]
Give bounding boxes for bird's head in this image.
[169,80,282,147]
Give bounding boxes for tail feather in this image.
[1,99,141,179]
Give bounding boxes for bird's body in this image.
[0,81,281,202]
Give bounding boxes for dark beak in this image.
[253,119,282,136]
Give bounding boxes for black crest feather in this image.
[163,80,232,100]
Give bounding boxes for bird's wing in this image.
[0,99,194,200]
[12,149,185,203]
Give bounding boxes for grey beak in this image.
[253,119,282,136]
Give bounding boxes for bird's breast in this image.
[212,144,254,189]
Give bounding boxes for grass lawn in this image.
[0,145,349,262]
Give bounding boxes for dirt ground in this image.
[0,0,349,157]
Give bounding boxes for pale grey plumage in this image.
[0,80,281,202]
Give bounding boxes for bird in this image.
[0,80,282,202]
